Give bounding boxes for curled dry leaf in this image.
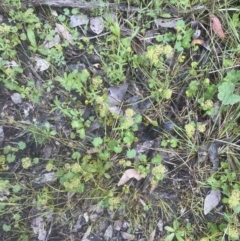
[192,39,204,46]
[55,23,74,44]
[192,39,211,51]
[210,15,225,39]
[117,169,142,186]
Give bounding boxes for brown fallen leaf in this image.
[210,14,225,39]
[192,39,204,46]
[117,169,142,186]
[192,38,211,51]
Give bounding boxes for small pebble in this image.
[114,220,122,231]
[11,93,22,104]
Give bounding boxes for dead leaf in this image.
[204,189,221,215]
[34,172,57,185]
[211,101,220,121]
[90,17,104,35]
[108,83,129,106]
[72,216,83,233]
[33,57,50,71]
[210,15,225,39]
[121,232,135,240]
[157,219,164,232]
[118,169,142,186]
[149,228,156,241]
[70,14,89,27]
[55,23,74,44]
[81,225,92,241]
[193,29,201,39]
[5,60,18,68]
[192,39,204,46]
[0,189,10,201]
[131,37,145,55]
[154,18,181,29]
[192,39,211,51]
[43,34,60,49]
[31,217,47,241]
[0,126,4,144]
[114,220,122,231]
[92,63,102,69]
[104,225,113,241]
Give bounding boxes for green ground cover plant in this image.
[0,0,240,240]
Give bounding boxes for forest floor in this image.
[0,0,240,240]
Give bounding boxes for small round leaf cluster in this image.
[37,190,49,206]
[21,157,32,169]
[227,226,239,240]
[119,159,131,167]
[197,123,206,133]
[96,96,109,117]
[63,177,80,191]
[201,100,213,111]
[71,163,82,173]
[125,108,135,118]
[121,108,135,129]
[109,196,121,210]
[45,162,55,172]
[152,165,166,179]
[0,155,9,171]
[185,122,206,138]
[163,89,172,100]
[0,24,11,34]
[185,122,195,138]
[0,180,9,192]
[146,44,173,65]
[228,189,240,209]
[151,164,167,186]
[92,76,102,90]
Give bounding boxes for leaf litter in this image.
[204,189,221,215]
[118,169,143,186]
